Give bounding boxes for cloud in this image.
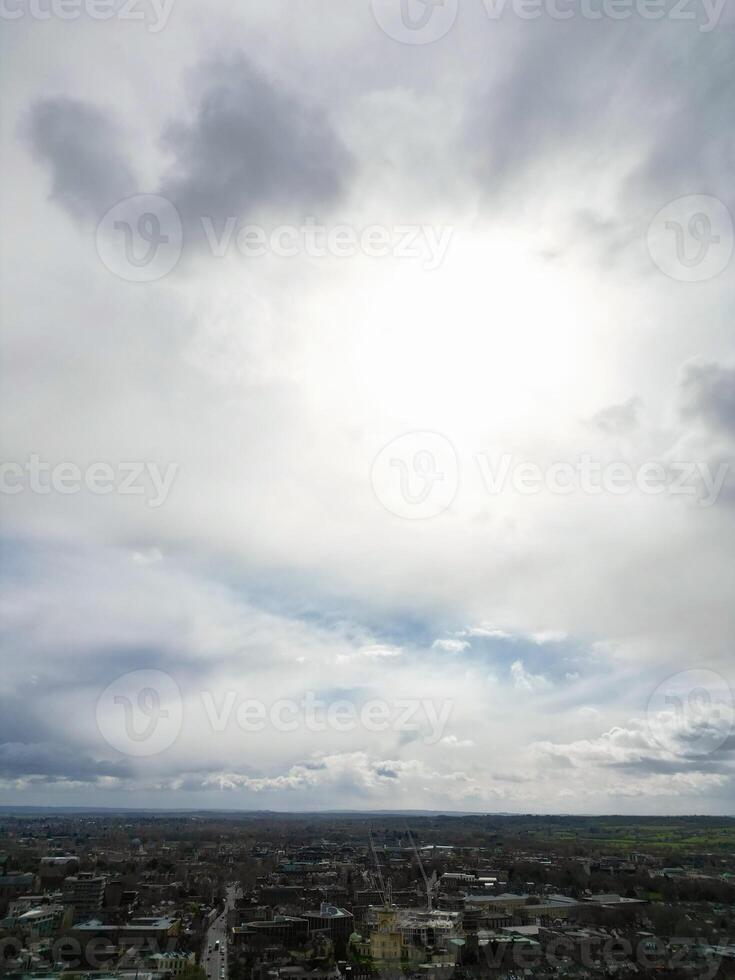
[554,771,730,800]
[441,735,475,748]
[466,23,617,196]
[464,21,734,269]
[622,36,735,212]
[432,638,470,654]
[4,1,735,815]
[589,398,642,436]
[579,706,600,719]
[159,54,352,244]
[534,712,735,779]
[155,752,479,804]
[25,97,136,222]
[532,630,568,645]
[25,53,352,249]
[490,771,533,784]
[0,742,132,785]
[679,362,735,437]
[511,660,553,693]
[461,625,512,639]
[358,644,403,659]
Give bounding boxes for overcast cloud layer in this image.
[1,0,734,814]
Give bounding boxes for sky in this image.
[0,0,734,814]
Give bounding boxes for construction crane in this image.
[368,830,392,907]
[406,827,440,911]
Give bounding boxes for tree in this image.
[178,965,208,980]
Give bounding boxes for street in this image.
[202,883,239,980]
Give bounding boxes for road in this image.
[202,883,239,980]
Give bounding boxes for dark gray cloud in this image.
[465,24,734,247]
[624,35,735,211]
[25,55,352,252]
[0,694,53,745]
[0,741,133,783]
[26,97,136,222]
[673,361,735,506]
[679,361,735,436]
[465,23,647,203]
[159,54,352,238]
